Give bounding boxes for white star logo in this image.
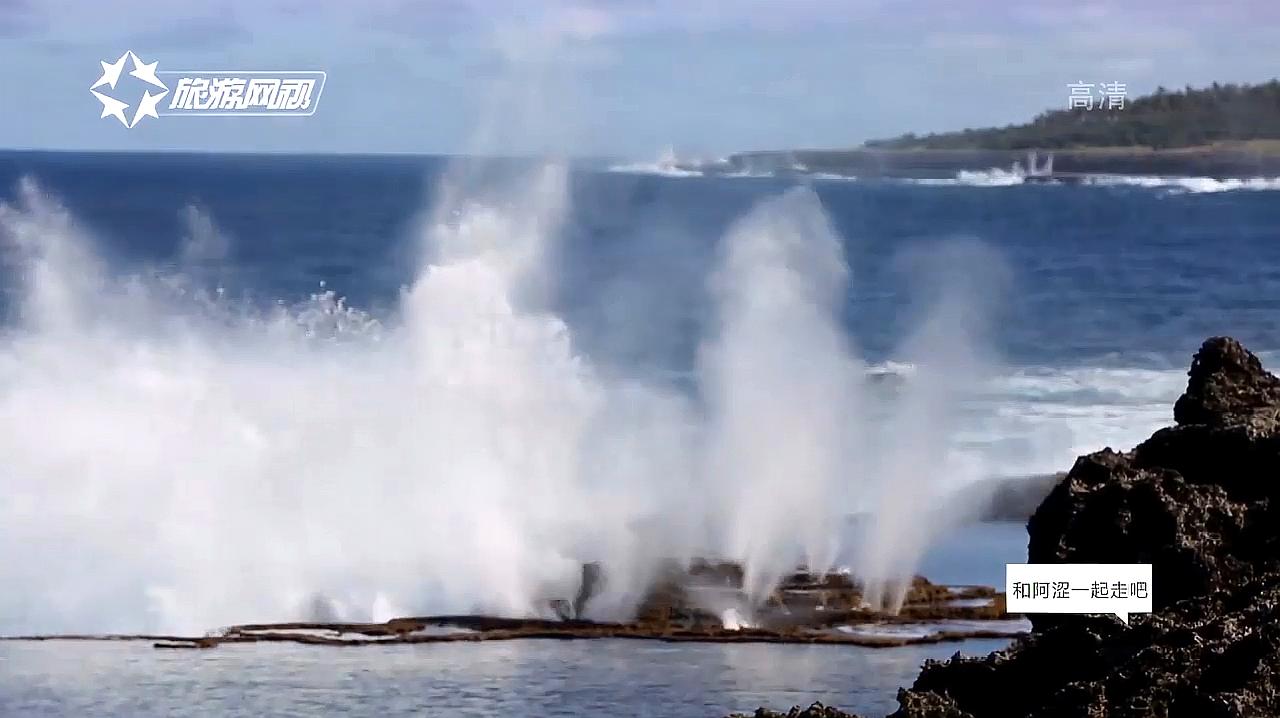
[90,89,130,126]
[90,51,168,128]
[130,89,167,128]
[91,53,128,90]
[128,53,166,90]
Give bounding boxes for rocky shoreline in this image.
[3,568,1025,651]
[744,337,1280,717]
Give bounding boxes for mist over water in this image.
[0,158,1002,634]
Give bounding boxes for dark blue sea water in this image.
[1,151,1278,716]
[3,151,1279,367]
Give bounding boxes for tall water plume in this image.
[697,187,862,602]
[855,240,1007,611]
[0,167,630,634]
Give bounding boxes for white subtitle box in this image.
[1006,563,1153,624]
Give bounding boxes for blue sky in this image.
[2,0,1278,156]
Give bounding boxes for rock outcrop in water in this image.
[886,337,1280,717]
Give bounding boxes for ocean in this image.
[1,150,1278,716]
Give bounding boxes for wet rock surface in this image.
[883,337,1280,718]
[729,703,865,718]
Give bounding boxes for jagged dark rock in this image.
[1172,336,1280,428]
[729,702,864,718]
[886,337,1280,718]
[890,689,972,718]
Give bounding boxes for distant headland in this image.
[725,80,1280,179]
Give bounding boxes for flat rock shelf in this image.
[2,568,1028,651]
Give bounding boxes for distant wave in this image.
[900,168,1280,192]
[1083,175,1280,193]
[605,163,862,182]
[604,161,797,180]
[605,160,704,178]
[903,168,1025,187]
[606,146,709,178]
[606,148,861,181]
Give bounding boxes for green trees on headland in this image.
[865,80,1280,151]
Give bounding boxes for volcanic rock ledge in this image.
[4,569,1023,651]
[740,337,1280,718]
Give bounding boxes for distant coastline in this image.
[728,80,1280,179]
